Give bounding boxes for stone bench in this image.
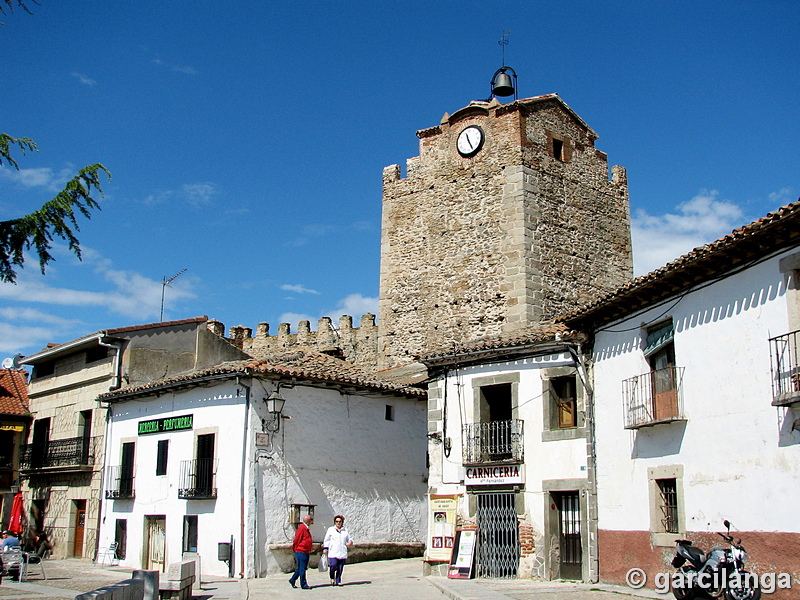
[158,561,196,600]
[75,578,145,600]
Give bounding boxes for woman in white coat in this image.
[322,515,354,586]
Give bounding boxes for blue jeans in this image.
[289,551,310,588]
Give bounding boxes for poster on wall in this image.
[447,528,477,579]
[426,494,458,562]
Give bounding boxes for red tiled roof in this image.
[99,348,426,401]
[0,369,30,416]
[420,322,584,366]
[559,199,800,329]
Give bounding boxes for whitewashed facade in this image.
[562,202,800,586]
[97,352,428,579]
[421,326,598,581]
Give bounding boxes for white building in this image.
[420,324,599,582]
[561,200,800,586]
[19,317,246,559]
[97,349,428,578]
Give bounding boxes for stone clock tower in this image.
[377,94,633,369]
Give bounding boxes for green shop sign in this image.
[138,414,193,435]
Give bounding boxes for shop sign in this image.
[464,464,523,486]
[0,423,24,432]
[138,414,193,435]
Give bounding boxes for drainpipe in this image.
[93,338,122,562]
[97,338,123,391]
[236,376,251,578]
[94,402,113,562]
[566,342,599,583]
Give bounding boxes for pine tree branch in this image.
[0,135,110,283]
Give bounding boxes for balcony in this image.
[178,458,218,499]
[20,436,101,472]
[622,367,686,429]
[769,330,800,406]
[462,419,524,465]
[105,466,135,499]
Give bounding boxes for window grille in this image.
[657,478,678,533]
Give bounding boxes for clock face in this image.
[457,125,485,157]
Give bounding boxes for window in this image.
[290,504,315,528]
[385,405,394,421]
[120,442,135,497]
[648,465,684,546]
[156,440,169,476]
[553,138,564,161]
[479,383,512,424]
[657,479,678,534]
[32,360,55,379]
[196,433,215,493]
[79,410,92,464]
[183,516,198,553]
[551,376,577,429]
[31,418,50,469]
[115,519,127,560]
[85,346,109,364]
[644,320,679,421]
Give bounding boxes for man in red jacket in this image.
[289,514,314,589]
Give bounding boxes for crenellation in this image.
[208,314,381,371]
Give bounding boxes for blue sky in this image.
[1,0,798,356]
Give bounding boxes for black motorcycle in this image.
[670,520,761,600]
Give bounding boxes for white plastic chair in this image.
[97,542,119,566]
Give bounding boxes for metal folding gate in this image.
[476,492,519,578]
[555,491,582,580]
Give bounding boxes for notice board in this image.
[447,528,476,579]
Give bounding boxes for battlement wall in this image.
[207,314,380,372]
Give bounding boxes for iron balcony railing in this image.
[769,330,800,406]
[178,458,218,499]
[622,366,685,429]
[462,419,524,465]
[105,465,135,499]
[20,435,101,470]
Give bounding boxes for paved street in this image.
[0,557,662,600]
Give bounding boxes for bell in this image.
[492,71,515,97]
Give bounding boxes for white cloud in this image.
[152,58,198,76]
[631,190,746,276]
[281,284,320,295]
[71,72,97,86]
[0,165,74,192]
[0,306,81,327]
[276,294,378,332]
[277,312,316,328]
[141,182,216,207]
[0,322,60,355]
[332,293,379,319]
[0,245,196,320]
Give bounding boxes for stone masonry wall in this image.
[209,314,380,372]
[378,96,633,369]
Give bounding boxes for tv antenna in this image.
[160,269,187,322]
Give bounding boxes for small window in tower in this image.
[385,405,395,421]
[553,138,564,161]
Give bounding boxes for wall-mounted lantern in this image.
[264,390,286,432]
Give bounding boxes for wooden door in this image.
[73,500,86,557]
[144,516,166,572]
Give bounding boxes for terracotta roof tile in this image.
[420,322,584,365]
[559,199,800,328]
[100,348,426,401]
[0,369,30,416]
